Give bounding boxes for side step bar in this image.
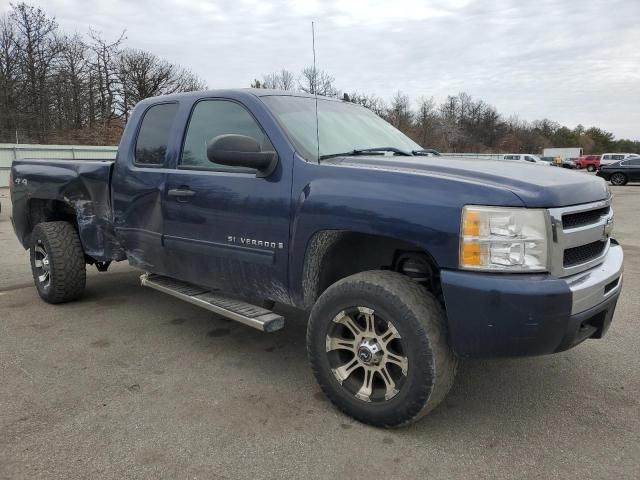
[140,273,284,333]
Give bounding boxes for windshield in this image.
[261,95,421,161]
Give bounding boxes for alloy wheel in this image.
[33,241,51,289]
[611,173,626,186]
[326,306,409,402]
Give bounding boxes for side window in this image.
[628,159,640,166]
[603,155,611,160]
[613,155,624,160]
[181,100,274,170]
[135,103,178,166]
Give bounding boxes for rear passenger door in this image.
[162,98,292,302]
[112,102,179,273]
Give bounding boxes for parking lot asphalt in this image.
[1,185,639,480]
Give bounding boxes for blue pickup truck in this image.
[9,89,624,427]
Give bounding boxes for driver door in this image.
[162,98,291,302]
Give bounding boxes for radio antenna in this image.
[312,21,320,163]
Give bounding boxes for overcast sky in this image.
[13,0,640,139]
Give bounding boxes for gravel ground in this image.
[0,185,638,480]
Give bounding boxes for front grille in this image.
[562,206,610,229]
[563,241,607,267]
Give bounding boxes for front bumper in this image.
[441,244,623,358]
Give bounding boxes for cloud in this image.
[18,0,640,138]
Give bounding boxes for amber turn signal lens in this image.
[463,210,481,237]
[461,243,482,266]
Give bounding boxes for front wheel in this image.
[307,271,457,427]
[610,173,627,186]
[30,221,86,304]
[587,164,596,172]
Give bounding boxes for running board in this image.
[140,273,284,333]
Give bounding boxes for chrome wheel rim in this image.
[326,307,408,403]
[34,241,51,289]
[611,173,625,185]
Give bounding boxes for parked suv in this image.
[600,153,639,167]
[576,155,601,172]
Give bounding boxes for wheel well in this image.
[26,199,78,244]
[302,231,441,308]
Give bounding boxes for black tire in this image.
[307,270,457,427]
[587,165,596,172]
[30,221,86,304]
[610,173,627,186]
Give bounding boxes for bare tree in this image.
[256,69,296,90]
[415,96,436,146]
[56,33,89,129]
[10,2,62,141]
[0,14,19,138]
[386,91,413,132]
[347,92,386,117]
[117,48,205,119]
[299,66,336,96]
[88,29,124,127]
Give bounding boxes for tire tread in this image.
[30,221,86,304]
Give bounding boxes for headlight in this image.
[460,206,549,272]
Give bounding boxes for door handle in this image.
[168,188,195,197]
[168,188,195,201]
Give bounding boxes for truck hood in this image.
[324,155,609,208]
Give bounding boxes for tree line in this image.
[1,2,637,154]
[251,69,639,155]
[0,2,205,145]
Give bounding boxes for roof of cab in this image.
[136,88,342,105]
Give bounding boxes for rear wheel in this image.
[586,165,596,172]
[30,221,86,304]
[610,173,627,186]
[307,270,457,427]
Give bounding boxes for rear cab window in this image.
[134,103,179,166]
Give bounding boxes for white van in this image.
[600,153,640,167]
[502,154,550,166]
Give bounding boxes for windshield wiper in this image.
[319,147,413,160]
[412,148,441,156]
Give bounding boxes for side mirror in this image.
[206,134,278,177]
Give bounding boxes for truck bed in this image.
[10,158,125,262]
